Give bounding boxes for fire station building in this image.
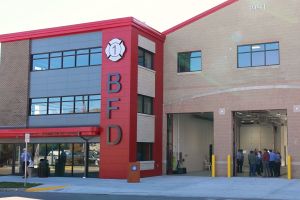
[1,0,300,179]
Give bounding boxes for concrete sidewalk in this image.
[0,175,299,199]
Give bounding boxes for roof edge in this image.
[163,0,238,35]
[0,17,165,43]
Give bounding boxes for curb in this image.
[26,185,66,192]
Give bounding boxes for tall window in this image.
[137,142,153,161]
[30,94,101,116]
[238,42,279,68]
[138,47,154,70]
[32,47,102,71]
[138,94,154,115]
[178,51,202,73]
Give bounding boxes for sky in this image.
[0,0,226,34]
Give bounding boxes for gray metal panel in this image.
[31,32,102,54]
[30,66,100,98]
[28,113,100,127]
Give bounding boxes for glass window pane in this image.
[90,48,101,53]
[62,102,74,114]
[138,95,143,113]
[62,96,74,101]
[178,53,189,72]
[238,45,251,53]
[63,56,75,68]
[48,102,61,114]
[138,48,144,66]
[33,54,48,59]
[75,101,88,113]
[251,44,265,52]
[90,53,101,65]
[31,103,47,115]
[77,49,89,54]
[190,57,201,71]
[252,51,265,66]
[266,43,279,50]
[76,54,89,67]
[50,52,62,57]
[266,50,279,65]
[32,59,48,71]
[50,57,62,69]
[191,51,201,58]
[238,53,251,68]
[89,100,100,112]
[63,51,75,56]
[49,97,60,102]
[32,98,47,103]
[144,51,153,69]
[89,95,101,100]
[143,97,153,115]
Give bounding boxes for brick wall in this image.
[0,40,30,128]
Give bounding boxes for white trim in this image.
[177,71,202,75]
[140,160,155,170]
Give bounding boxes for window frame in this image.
[30,94,101,116]
[237,42,280,68]
[138,47,154,70]
[137,94,154,115]
[31,47,102,71]
[177,50,202,73]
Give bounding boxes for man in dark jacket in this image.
[248,150,256,177]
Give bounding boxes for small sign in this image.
[105,38,126,62]
[25,133,30,143]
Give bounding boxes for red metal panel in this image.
[163,0,238,35]
[0,126,100,138]
[100,26,137,179]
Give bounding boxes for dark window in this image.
[30,94,100,116]
[238,42,279,68]
[178,51,202,72]
[32,47,102,71]
[137,142,153,161]
[138,47,154,69]
[138,94,153,115]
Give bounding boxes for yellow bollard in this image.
[288,155,292,180]
[212,155,215,177]
[227,155,231,178]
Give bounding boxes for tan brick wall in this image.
[163,0,300,177]
[0,40,30,128]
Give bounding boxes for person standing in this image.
[262,149,270,177]
[256,151,262,176]
[248,150,256,177]
[236,149,244,173]
[269,150,276,177]
[20,148,31,178]
[275,152,281,177]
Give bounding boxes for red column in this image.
[100,26,138,179]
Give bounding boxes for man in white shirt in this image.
[20,148,31,178]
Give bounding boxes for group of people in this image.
[236,149,282,177]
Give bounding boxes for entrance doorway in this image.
[232,110,288,178]
[167,112,214,176]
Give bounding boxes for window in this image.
[178,51,202,73]
[30,98,47,115]
[138,47,154,69]
[138,94,153,115]
[30,94,101,116]
[31,47,102,71]
[137,142,153,161]
[238,42,279,68]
